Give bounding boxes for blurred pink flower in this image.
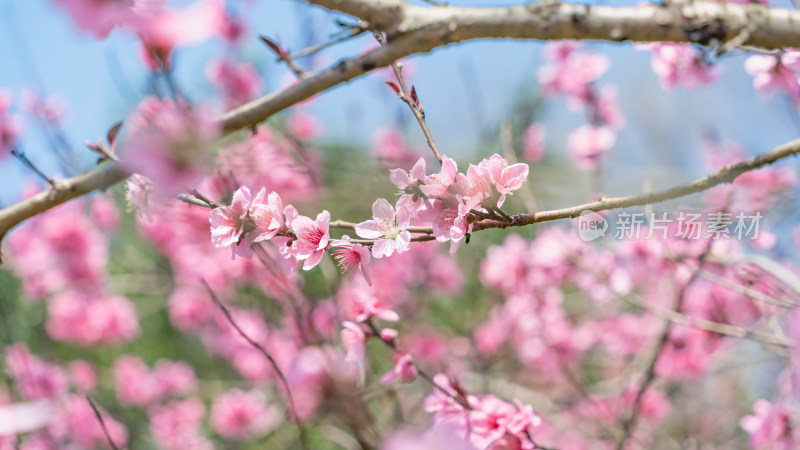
[5,343,68,400]
[523,123,546,162]
[46,291,140,346]
[149,398,212,450]
[57,395,128,449]
[168,285,216,331]
[647,43,719,90]
[745,52,800,99]
[121,97,218,199]
[379,352,418,384]
[210,389,279,440]
[206,59,263,108]
[566,124,615,170]
[288,110,323,140]
[741,399,798,449]
[68,360,96,393]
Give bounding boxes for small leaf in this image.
[259,36,284,57]
[410,85,420,107]
[385,81,401,94]
[107,121,122,147]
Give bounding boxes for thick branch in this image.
[309,1,800,50]
[0,164,124,256]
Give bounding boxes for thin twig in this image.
[622,296,793,349]
[261,36,309,80]
[200,280,308,450]
[616,242,714,449]
[86,396,121,450]
[10,149,56,187]
[375,32,444,165]
[288,27,366,60]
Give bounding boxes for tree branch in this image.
[3,1,800,259]
[470,137,800,232]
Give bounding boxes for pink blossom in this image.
[355,198,412,258]
[741,400,798,449]
[347,289,399,323]
[209,186,285,255]
[538,44,610,106]
[46,291,140,346]
[523,123,546,162]
[331,236,372,284]
[125,173,157,220]
[419,156,459,198]
[57,395,128,449]
[383,424,476,449]
[210,389,279,440]
[7,200,109,299]
[52,0,140,39]
[648,43,719,90]
[566,125,615,170]
[379,352,418,384]
[113,355,159,406]
[149,398,213,450]
[290,209,331,270]
[594,84,626,129]
[20,89,68,124]
[744,52,800,99]
[152,360,198,399]
[341,321,367,366]
[135,0,227,70]
[168,285,216,331]
[5,343,68,400]
[206,59,263,108]
[288,110,323,140]
[479,154,530,207]
[468,395,543,448]
[372,127,421,168]
[68,360,96,392]
[390,156,428,191]
[89,193,120,232]
[216,130,319,203]
[121,97,219,198]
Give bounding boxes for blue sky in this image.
[2,0,799,211]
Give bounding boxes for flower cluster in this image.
[7,196,138,347]
[208,154,528,280]
[121,97,219,202]
[424,374,543,449]
[538,42,625,170]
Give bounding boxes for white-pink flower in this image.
[291,209,331,270]
[209,186,284,257]
[355,199,412,258]
[419,156,458,198]
[479,154,529,207]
